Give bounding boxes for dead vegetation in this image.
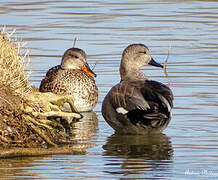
[163,44,171,77]
[0,29,81,152]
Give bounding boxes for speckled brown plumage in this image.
[39,48,98,112]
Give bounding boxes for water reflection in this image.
[0,156,50,179]
[0,112,98,179]
[103,133,173,177]
[71,111,98,144]
[64,111,98,151]
[2,0,218,178]
[54,110,98,151]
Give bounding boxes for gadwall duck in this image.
[102,44,173,134]
[39,47,98,112]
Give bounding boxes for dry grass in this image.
[0,29,81,152]
[0,28,31,97]
[163,44,171,77]
[73,37,77,48]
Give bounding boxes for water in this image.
[1,0,218,179]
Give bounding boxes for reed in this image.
[73,37,77,48]
[163,44,171,77]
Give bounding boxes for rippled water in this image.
[1,0,218,179]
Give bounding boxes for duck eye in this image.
[139,51,146,54]
[71,54,79,58]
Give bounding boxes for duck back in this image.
[102,80,173,134]
[39,65,98,112]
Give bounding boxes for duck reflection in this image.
[69,111,98,150]
[71,111,98,141]
[103,133,173,176]
[103,133,173,159]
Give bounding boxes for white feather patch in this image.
[116,107,128,114]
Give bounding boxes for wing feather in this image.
[108,80,173,127]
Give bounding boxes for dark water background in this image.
[1,0,218,179]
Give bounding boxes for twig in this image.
[24,115,57,146]
[0,96,14,108]
[25,115,54,131]
[92,60,99,71]
[32,111,81,119]
[8,29,16,38]
[73,37,77,48]
[164,44,171,77]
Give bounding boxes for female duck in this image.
[39,47,98,112]
[102,44,173,134]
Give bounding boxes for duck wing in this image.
[109,81,150,113]
[109,80,173,127]
[39,65,62,92]
[140,80,173,113]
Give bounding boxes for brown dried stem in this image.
[73,37,77,48]
[163,44,171,77]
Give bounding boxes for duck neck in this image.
[120,65,147,82]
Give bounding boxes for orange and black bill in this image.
[81,63,97,77]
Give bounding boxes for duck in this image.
[102,44,173,134]
[39,47,98,112]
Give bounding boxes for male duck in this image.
[39,47,98,112]
[102,44,173,134]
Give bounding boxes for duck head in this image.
[61,48,96,77]
[120,44,162,81]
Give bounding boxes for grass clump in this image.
[0,29,81,152]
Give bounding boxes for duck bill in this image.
[81,63,97,77]
[148,58,163,68]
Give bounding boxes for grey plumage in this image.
[102,44,173,134]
